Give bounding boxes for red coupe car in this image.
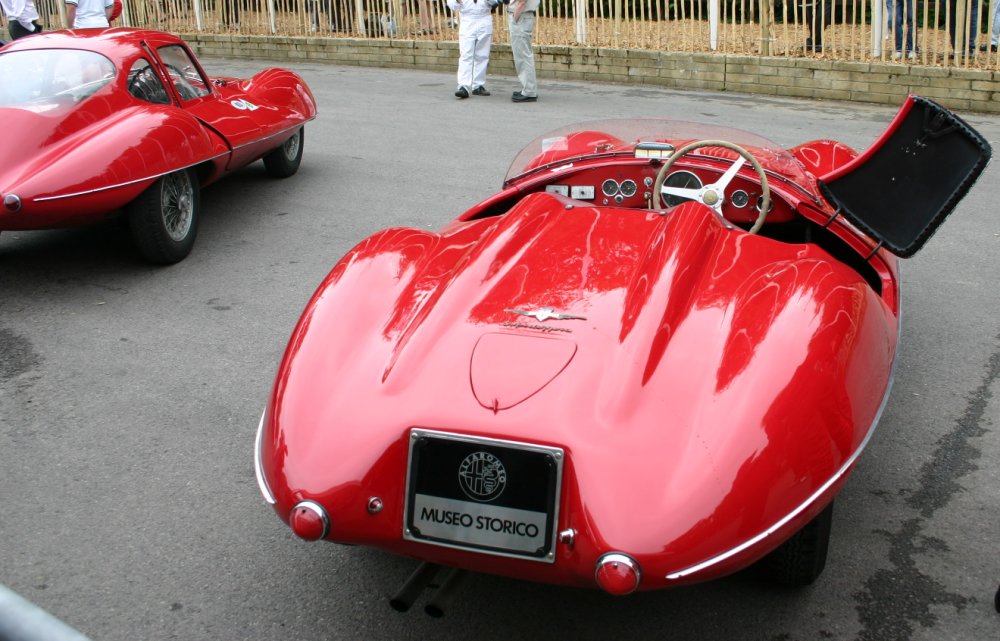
[254,96,989,610]
[0,28,317,263]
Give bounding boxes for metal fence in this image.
[12,0,1000,68]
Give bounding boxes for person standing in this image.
[885,0,916,58]
[983,0,1000,52]
[508,0,538,102]
[65,0,113,28]
[446,0,494,99]
[948,0,979,55]
[416,0,434,34]
[803,0,832,52]
[1,0,43,40]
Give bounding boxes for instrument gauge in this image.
[602,179,620,197]
[620,179,638,197]
[731,190,750,208]
[662,170,703,208]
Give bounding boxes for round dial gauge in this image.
[662,171,703,208]
[602,179,620,197]
[620,179,638,197]
[731,190,750,208]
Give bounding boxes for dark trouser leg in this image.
[804,0,834,51]
[9,20,42,40]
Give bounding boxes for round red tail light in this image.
[289,500,329,541]
[3,194,22,213]
[595,553,641,595]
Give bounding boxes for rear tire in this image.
[263,127,304,178]
[755,501,834,586]
[127,168,200,264]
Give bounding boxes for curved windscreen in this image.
[0,49,116,111]
[504,118,811,187]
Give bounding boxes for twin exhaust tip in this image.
[388,553,642,617]
[390,562,465,618]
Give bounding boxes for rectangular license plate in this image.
[403,429,563,562]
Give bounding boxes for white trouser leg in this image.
[471,22,493,88]
[993,4,1000,45]
[508,12,536,96]
[457,27,477,89]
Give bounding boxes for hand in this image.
[513,0,524,21]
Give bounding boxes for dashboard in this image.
[540,160,795,226]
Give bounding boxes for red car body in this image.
[0,28,317,263]
[255,97,989,599]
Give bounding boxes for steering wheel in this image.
[128,67,171,105]
[651,139,771,234]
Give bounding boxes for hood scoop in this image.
[470,333,577,412]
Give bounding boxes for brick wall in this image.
[182,34,1000,114]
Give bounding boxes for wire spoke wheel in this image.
[281,130,301,162]
[263,127,305,178]
[127,168,200,264]
[161,170,195,242]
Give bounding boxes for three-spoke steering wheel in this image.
[651,139,771,234]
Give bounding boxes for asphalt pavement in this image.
[1,61,998,641]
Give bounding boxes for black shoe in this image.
[981,43,998,52]
[804,38,823,53]
[512,91,522,98]
[511,93,537,103]
[472,85,490,96]
[455,86,469,99]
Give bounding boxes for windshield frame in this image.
[504,118,808,188]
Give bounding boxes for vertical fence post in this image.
[954,0,968,54]
[574,0,588,44]
[268,0,277,33]
[193,0,204,30]
[392,0,403,37]
[122,0,132,27]
[873,0,884,56]
[709,0,719,50]
[613,0,621,48]
[760,0,772,55]
[356,0,368,35]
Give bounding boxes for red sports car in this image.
[0,28,317,263]
[254,96,989,610]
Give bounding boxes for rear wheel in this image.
[127,168,200,264]
[755,501,834,586]
[263,127,304,178]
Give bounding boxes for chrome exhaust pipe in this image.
[423,568,466,618]
[389,562,441,612]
